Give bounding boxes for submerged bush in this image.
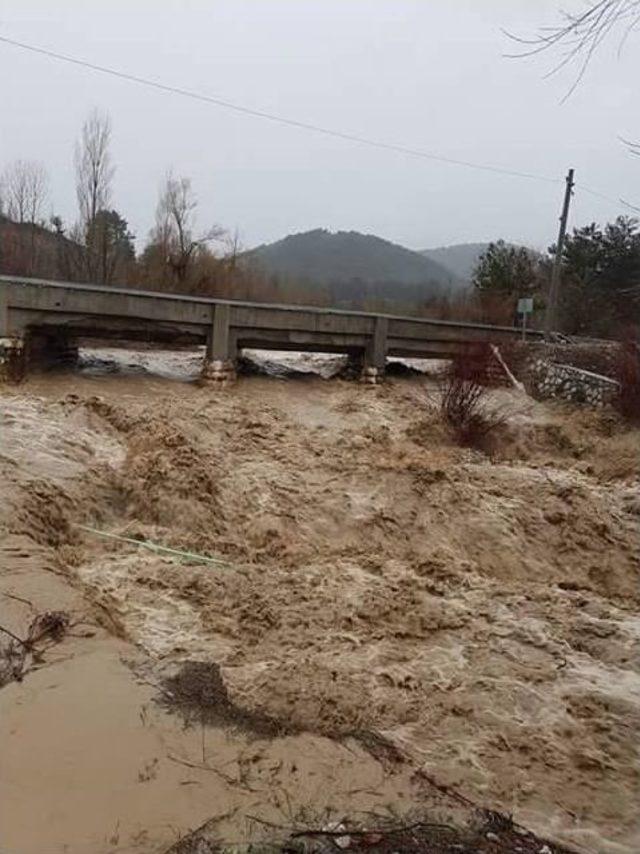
[438,347,508,449]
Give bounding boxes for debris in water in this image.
[158,660,289,737]
[0,610,70,687]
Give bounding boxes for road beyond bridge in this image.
[0,274,544,384]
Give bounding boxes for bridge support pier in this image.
[0,290,25,381]
[0,336,26,382]
[1,333,79,381]
[361,316,388,384]
[201,303,236,386]
[201,358,236,386]
[27,332,79,370]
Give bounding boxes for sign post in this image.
[517,297,534,341]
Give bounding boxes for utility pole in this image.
[545,168,575,336]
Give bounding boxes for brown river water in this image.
[1,348,639,853]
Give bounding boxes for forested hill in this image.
[246,229,462,293]
[0,215,78,280]
[420,243,490,283]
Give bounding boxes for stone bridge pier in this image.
[201,303,237,386]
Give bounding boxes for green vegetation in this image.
[85,209,136,285]
[469,224,640,337]
[471,240,545,324]
[557,216,640,338]
[472,240,542,296]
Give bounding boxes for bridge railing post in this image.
[202,303,236,386]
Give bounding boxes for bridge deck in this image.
[0,274,543,379]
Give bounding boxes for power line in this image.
[575,183,640,214]
[3,34,636,213]
[577,183,618,203]
[0,34,563,185]
[577,183,622,205]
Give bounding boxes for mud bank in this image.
[1,348,639,853]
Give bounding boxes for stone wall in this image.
[502,340,620,380]
[529,359,620,407]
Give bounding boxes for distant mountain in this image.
[245,229,462,310]
[420,243,490,284]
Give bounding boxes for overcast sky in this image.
[0,1,638,252]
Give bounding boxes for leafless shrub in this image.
[438,348,509,449]
[615,339,640,421]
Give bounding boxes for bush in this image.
[616,339,640,422]
[438,348,508,449]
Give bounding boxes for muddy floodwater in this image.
[1,348,639,853]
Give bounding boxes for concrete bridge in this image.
[0,274,544,383]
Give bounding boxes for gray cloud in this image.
[1,0,637,252]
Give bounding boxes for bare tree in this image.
[507,1,640,96]
[74,109,116,281]
[626,139,640,159]
[152,172,223,285]
[75,109,114,230]
[224,228,242,273]
[1,160,49,224]
[0,160,50,276]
